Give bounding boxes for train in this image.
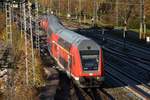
[39,15,104,88]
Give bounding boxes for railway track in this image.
[104,47,150,74]
[74,83,136,100]
[75,28,150,99]
[74,85,115,100]
[106,52,150,85]
[86,88,101,100]
[104,46,150,68]
[106,60,150,90]
[102,41,150,99]
[103,36,150,60]
[106,55,150,86]
[38,67,59,100]
[91,29,150,51]
[102,38,150,99]
[74,85,93,100]
[105,63,150,99]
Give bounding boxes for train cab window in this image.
[80,50,99,71]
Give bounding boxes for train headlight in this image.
[96,77,100,80]
[89,73,93,76]
[51,11,54,14]
[67,14,71,19]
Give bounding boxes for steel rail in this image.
[105,59,150,90]
[74,86,92,100]
[105,66,150,100]
[89,29,150,52]
[99,34,150,55]
[103,47,150,71]
[104,46,150,65]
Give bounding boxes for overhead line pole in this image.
[22,0,36,86]
[116,0,119,27]
[28,1,35,85]
[93,0,97,26]
[67,0,70,18]
[58,0,60,16]
[79,0,81,23]
[35,0,40,50]
[5,1,12,47]
[140,0,146,39]
[50,0,52,14]
[5,1,14,99]
[20,2,23,39]
[22,0,29,85]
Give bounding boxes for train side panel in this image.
[48,33,104,79]
[99,48,104,76]
[70,46,82,78]
[51,33,59,58]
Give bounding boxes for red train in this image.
[40,15,104,88]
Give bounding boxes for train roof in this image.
[47,15,100,50]
[59,29,100,50]
[47,15,64,33]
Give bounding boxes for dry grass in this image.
[34,50,46,87]
[0,12,6,41]
[0,18,45,99]
[11,23,45,99]
[0,12,6,99]
[101,87,139,100]
[12,49,41,100]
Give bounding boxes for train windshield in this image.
[80,50,99,71]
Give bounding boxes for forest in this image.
[1,0,150,31]
[37,0,150,30]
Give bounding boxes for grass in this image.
[0,16,45,99]
[63,16,150,38]
[0,12,6,41]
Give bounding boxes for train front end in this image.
[75,40,104,88]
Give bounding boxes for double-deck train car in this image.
[40,15,104,88]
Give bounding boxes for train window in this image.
[59,56,68,68]
[80,50,99,55]
[58,37,71,51]
[80,50,99,71]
